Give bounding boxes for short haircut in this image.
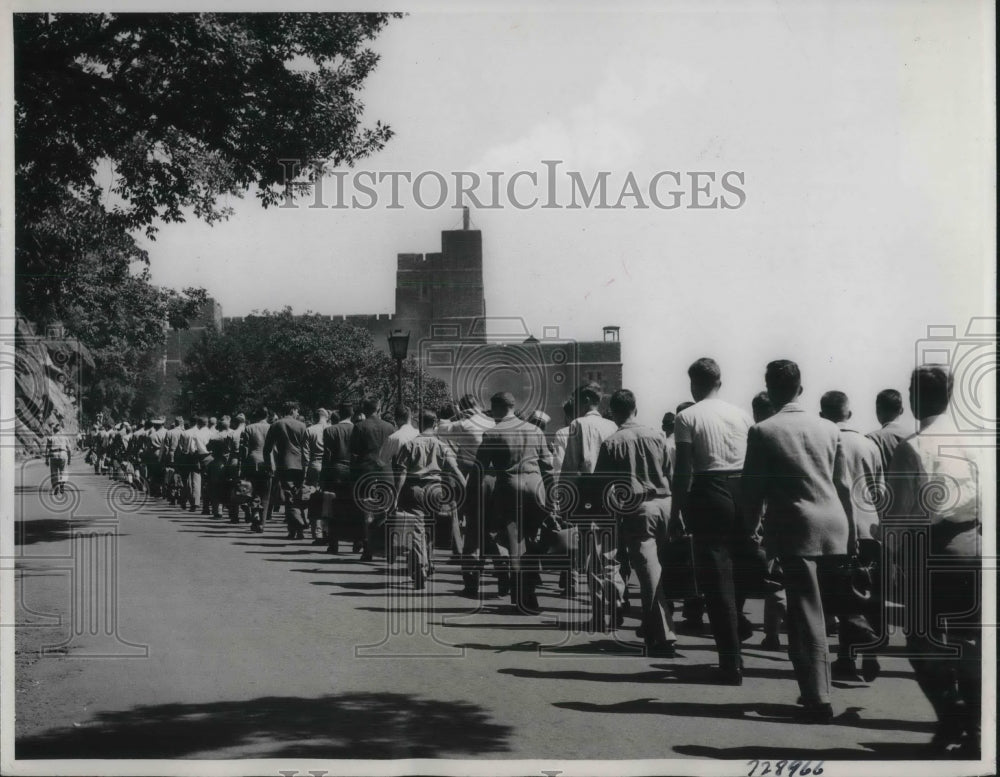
[576,383,602,407]
[439,403,456,421]
[317,408,330,419]
[820,390,850,422]
[328,409,340,423]
[174,416,185,425]
[910,364,952,418]
[489,391,516,412]
[876,388,903,415]
[361,396,379,416]
[253,406,269,421]
[281,400,298,416]
[676,401,695,414]
[220,414,231,424]
[197,415,209,425]
[609,389,637,417]
[419,409,438,431]
[765,360,801,403]
[563,398,575,417]
[661,411,675,429]
[394,404,411,423]
[688,357,722,388]
[338,402,354,419]
[751,391,775,422]
[458,394,480,412]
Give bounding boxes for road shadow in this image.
[551,698,937,734]
[14,518,98,546]
[16,692,512,759]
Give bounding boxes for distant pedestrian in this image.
[44,424,72,494]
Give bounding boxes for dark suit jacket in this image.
[350,417,396,475]
[263,416,308,472]
[476,415,553,521]
[741,402,854,558]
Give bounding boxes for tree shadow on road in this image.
[16,692,512,759]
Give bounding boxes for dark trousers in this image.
[276,469,306,528]
[687,473,742,671]
[905,559,981,742]
[783,554,875,705]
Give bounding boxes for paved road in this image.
[12,459,945,765]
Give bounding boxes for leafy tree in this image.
[176,311,451,417]
[14,12,399,421]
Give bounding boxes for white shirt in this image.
[440,410,494,470]
[886,413,992,538]
[551,425,571,476]
[562,410,619,479]
[379,422,419,465]
[674,397,752,472]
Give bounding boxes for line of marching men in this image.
[77,357,987,755]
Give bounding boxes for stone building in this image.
[168,212,622,426]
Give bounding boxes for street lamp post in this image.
[387,329,411,407]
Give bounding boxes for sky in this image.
[137,2,996,430]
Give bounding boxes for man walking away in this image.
[240,407,271,532]
[350,397,396,560]
[672,358,753,684]
[305,408,330,543]
[593,390,677,655]
[263,401,309,539]
[474,392,553,614]
[392,410,466,590]
[322,403,355,553]
[884,365,988,756]
[44,424,72,494]
[819,391,882,683]
[742,360,856,722]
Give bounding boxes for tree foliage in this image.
[14,12,399,421]
[177,311,452,417]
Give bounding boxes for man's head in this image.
[688,357,722,401]
[233,413,246,426]
[608,389,637,426]
[458,394,481,414]
[394,404,411,427]
[562,399,575,426]
[196,415,208,428]
[281,400,299,418]
[751,391,775,423]
[489,391,516,420]
[174,416,184,429]
[875,388,904,425]
[764,360,802,407]
[661,411,676,436]
[528,410,550,432]
[419,409,438,432]
[328,409,340,423]
[144,419,152,430]
[209,416,217,429]
[316,408,330,424]
[575,383,602,414]
[361,396,379,418]
[218,414,231,430]
[151,418,164,428]
[819,390,851,424]
[909,364,952,420]
[439,404,456,422]
[253,406,268,422]
[338,402,354,421]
